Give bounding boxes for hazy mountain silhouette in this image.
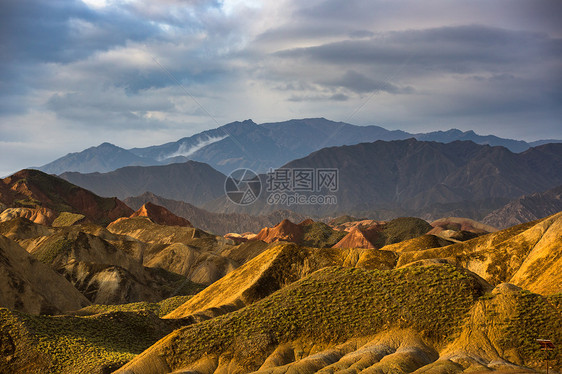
[206,140,562,219]
[37,142,157,174]
[60,161,226,206]
[36,118,560,175]
[483,184,562,228]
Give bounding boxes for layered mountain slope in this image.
[60,160,226,205]
[328,217,380,231]
[0,217,52,243]
[429,217,498,235]
[28,225,202,304]
[107,217,243,284]
[0,169,132,225]
[2,212,561,373]
[0,235,89,314]
[144,242,238,284]
[379,234,454,253]
[118,265,503,374]
[333,226,381,249]
[31,227,143,275]
[107,216,215,244]
[164,242,398,320]
[124,192,307,235]
[164,243,350,320]
[398,212,562,295]
[0,207,55,225]
[434,283,562,372]
[253,219,304,243]
[483,184,562,229]
[0,219,205,305]
[51,212,86,227]
[299,220,347,248]
[251,219,347,248]
[428,216,498,241]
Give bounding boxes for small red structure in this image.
[536,339,555,374]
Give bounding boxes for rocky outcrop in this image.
[253,219,304,244]
[130,202,192,227]
[333,226,381,249]
[0,169,133,225]
[0,207,56,225]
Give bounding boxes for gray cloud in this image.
[0,0,561,176]
[275,25,562,74]
[325,70,414,94]
[0,0,161,64]
[46,89,175,124]
[288,93,350,102]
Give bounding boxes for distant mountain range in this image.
[36,118,561,175]
[58,139,562,221]
[60,161,225,206]
[483,184,562,228]
[205,139,562,219]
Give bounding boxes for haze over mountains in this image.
[54,138,562,224]
[37,118,561,175]
[61,161,225,206]
[204,139,562,220]
[483,184,562,229]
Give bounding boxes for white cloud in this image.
[81,0,109,9]
[164,135,228,159]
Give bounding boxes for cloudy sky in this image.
[1,0,561,176]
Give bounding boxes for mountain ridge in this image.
[60,160,225,205]
[35,118,561,175]
[483,184,562,229]
[0,169,133,226]
[204,139,562,219]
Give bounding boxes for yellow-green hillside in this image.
[164,242,394,320]
[0,305,184,374]
[397,211,562,295]
[118,264,489,373]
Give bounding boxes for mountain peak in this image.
[129,202,192,227]
[253,219,304,243]
[97,142,118,148]
[34,118,561,177]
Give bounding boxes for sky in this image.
[1,0,561,177]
